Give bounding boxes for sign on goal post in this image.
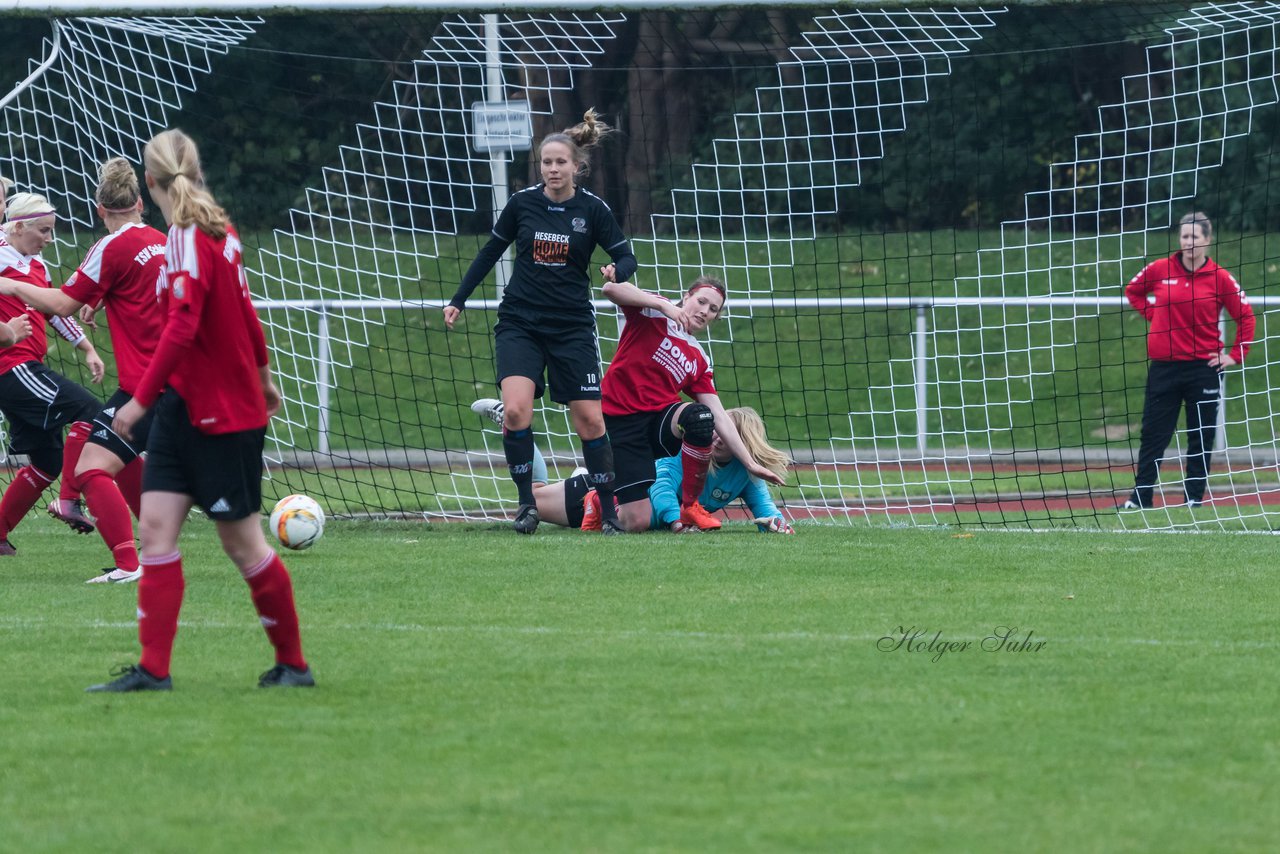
[470,100,532,153]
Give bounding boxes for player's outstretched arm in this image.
[0,275,83,317]
[696,392,786,487]
[601,281,688,330]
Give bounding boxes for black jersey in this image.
[451,184,637,324]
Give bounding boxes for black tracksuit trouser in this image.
[1129,359,1221,507]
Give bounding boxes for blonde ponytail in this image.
[538,108,615,179]
[144,129,230,239]
[95,157,141,213]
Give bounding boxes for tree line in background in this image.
[3,4,1277,235]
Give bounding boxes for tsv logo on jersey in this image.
[133,244,163,267]
[571,217,587,233]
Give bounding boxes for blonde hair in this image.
[95,157,141,212]
[711,406,791,481]
[538,108,614,178]
[143,129,229,239]
[1179,211,1213,243]
[3,192,56,233]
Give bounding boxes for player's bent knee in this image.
[617,502,650,533]
[501,405,534,430]
[75,443,125,479]
[678,403,715,447]
[573,417,606,440]
[137,518,180,555]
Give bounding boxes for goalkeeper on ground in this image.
[470,400,794,534]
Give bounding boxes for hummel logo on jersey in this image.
[209,498,232,513]
[1203,388,1219,395]
[92,429,110,440]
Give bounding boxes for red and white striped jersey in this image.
[132,223,270,434]
[62,221,166,395]
[0,234,86,375]
[602,297,716,416]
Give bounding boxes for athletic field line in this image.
[0,616,1276,650]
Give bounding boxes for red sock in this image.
[115,457,144,519]
[59,421,91,501]
[0,465,55,538]
[680,442,713,506]
[80,469,139,571]
[242,552,307,669]
[138,552,185,679]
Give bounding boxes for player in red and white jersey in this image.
[87,129,311,693]
[594,273,784,533]
[0,176,35,350]
[0,192,107,556]
[0,158,166,582]
[1120,211,1256,510]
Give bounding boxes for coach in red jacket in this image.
[1120,211,1255,510]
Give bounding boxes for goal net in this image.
[6,2,1280,531]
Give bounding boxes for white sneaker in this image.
[86,567,142,584]
[470,398,504,426]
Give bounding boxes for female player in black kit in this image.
[444,109,636,535]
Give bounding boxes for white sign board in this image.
[472,100,533,153]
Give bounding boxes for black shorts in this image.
[0,361,101,455]
[494,313,602,404]
[605,403,684,504]
[143,391,265,521]
[88,388,156,466]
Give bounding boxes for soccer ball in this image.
[269,494,325,551]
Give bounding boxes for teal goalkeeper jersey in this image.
[649,452,781,530]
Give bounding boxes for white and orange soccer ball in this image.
[269,494,325,551]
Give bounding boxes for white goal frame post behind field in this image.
[4,1,1280,532]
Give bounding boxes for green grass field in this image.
[3,515,1277,852]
